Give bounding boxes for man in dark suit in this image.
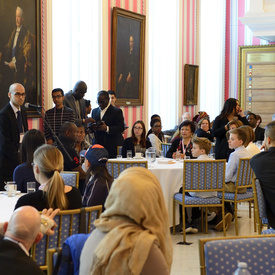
[250,121,275,229]
[247,112,265,142]
[92,90,124,158]
[64,80,95,126]
[0,83,28,190]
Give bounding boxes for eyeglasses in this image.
[154,125,162,128]
[10,92,26,98]
[134,127,143,130]
[52,95,62,99]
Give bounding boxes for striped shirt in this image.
[44,106,75,141]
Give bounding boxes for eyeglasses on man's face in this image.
[10,92,26,98]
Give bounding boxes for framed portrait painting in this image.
[184,64,199,105]
[0,0,41,117]
[111,7,145,106]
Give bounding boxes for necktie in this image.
[16,110,23,133]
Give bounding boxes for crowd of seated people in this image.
[2,80,274,274]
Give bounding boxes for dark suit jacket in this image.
[92,105,124,158]
[63,91,86,125]
[250,147,275,229]
[0,236,44,275]
[254,126,265,142]
[0,103,28,178]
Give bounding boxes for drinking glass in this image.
[127,150,132,159]
[27,182,36,193]
[4,182,17,197]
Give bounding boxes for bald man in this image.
[0,206,44,274]
[0,83,28,189]
[64,81,95,126]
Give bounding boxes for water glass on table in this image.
[27,182,36,193]
[127,150,132,159]
[4,182,17,197]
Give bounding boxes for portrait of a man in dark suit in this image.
[0,1,39,110]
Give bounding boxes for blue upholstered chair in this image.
[173,159,226,243]
[107,160,148,179]
[32,206,102,272]
[60,171,79,189]
[161,142,172,156]
[217,158,254,236]
[252,177,275,235]
[84,205,102,233]
[199,234,275,275]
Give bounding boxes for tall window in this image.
[199,0,226,120]
[52,0,102,104]
[148,0,179,129]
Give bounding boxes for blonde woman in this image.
[15,144,82,211]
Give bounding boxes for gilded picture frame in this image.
[111,7,145,106]
[184,64,199,105]
[0,0,41,117]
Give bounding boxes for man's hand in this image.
[97,121,107,132]
[8,61,16,69]
[85,117,95,124]
[41,208,60,235]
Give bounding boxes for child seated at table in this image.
[187,136,232,231]
[225,128,251,194]
[181,136,213,234]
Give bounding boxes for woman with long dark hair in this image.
[122,120,151,158]
[13,129,45,193]
[82,145,113,211]
[212,98,249,160]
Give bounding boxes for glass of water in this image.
[27,182,36,193]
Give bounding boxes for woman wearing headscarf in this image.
[80,167,173,275]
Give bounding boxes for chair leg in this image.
[205,207,208,234]
[201,208,204,233]
[235,203,239,236]
[249,201,251,218]
[183,206,186,243]
[222,205,226,237]
[173,200,176,235]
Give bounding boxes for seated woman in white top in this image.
[240,125,261,156]
[79,167,173,275]
[148,118,164,157]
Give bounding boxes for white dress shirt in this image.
[225,145,252,183]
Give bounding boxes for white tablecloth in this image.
[0,193,23,223]
[109,158,183,226]
[149,160,183,226]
